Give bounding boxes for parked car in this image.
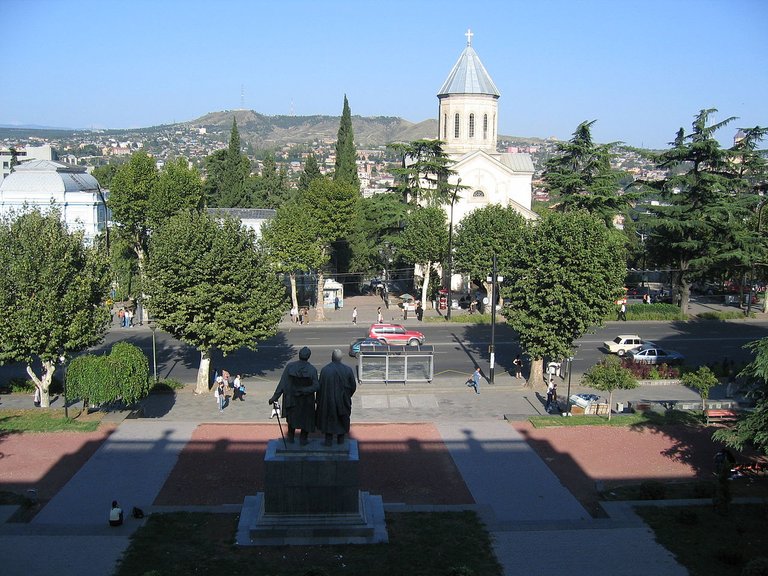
[349,337,387,357]
[368,323,425,346]
[603,334,653,357]
[626,344,684,365]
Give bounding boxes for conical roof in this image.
[438,34,500,97]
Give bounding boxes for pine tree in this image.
[219,118,250,207]
[299,153,322,190]
[333,95,360,191]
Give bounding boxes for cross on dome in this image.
[465,28,473,46]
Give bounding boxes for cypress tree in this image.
[334,95,360,191]
[220,118,250,207]
[299,153,322,190]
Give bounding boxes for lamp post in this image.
[446,178,461,321]
[486,254,503,384]
[149,321,158,384]
[564,356,574,417]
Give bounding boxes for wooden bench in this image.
[706,409,739,425]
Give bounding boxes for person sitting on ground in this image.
[109,500,123,526]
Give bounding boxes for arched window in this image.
[443,114,447,140]
[473,189,485,198]
[454,113,460,138]
[483,115,488,140]
[469,113,475,138]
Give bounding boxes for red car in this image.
[368,323,425,346]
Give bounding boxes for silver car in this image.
[626,344,684,365]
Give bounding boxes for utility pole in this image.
[487,254,502,384]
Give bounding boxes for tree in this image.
[0,208,111,407]
[333,95,360,191]
[453,204,528,300]
[149,157,204,230]
[144,209,285,394]
[297,177,359,321]
[66,342,151,409]
[542,120,629,225]
[205,119,251,208]
[299,153,322,191]
[396,207,448,305]
[681,366,718,411]
[249,152,290,208]
[260,200,325,313]
[108,150,159,270]
[348,192,408,275]
[713,338,768,455]
[640,109,739,312]
[92,162,122,189]
[501,211,626,387]
[388,139,457,207]
[582,356,637,421]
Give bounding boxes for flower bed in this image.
[620,359,680,380]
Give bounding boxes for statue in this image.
[317,349,357,446]
[269,346,319,445]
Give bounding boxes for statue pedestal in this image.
[236,438,388,546]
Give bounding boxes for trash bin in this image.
[616,402,624,413]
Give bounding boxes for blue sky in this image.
[3,0,766,148]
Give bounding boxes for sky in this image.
[2,0,767,149]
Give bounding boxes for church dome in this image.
[437,33,500,97]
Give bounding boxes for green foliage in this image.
[149,157,203,229]
[347,193,408,274]
[0,410,100,433]
[388,139,458,206]
[298,153,322,190]
[333,95,360,190]
[584,355,638,393]
[66,342,150,406]
[248,152,291,208]
[204,120,251,208]
[542,120,631,224]
[397,206,448,268]
[145,209,285,355]
[0,208,111,394]
[682,366,718,410]
[299,177,359,249]
[92,162,122,189]
[611,302,687,321]
[502,211,626,365]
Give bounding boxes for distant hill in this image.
[185,109,439,148]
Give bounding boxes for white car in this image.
[603,334,652,357]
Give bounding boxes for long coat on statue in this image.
[270,359,319,431]
[316,360,357,435]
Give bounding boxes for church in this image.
[437,30,536,224]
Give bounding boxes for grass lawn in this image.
[529,409,702,428]
[116,511,502,576]
[636,504,768,576]
[0,409,102,433]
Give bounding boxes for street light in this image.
[446,178,461,321]
[486,254,503,384]
[563,344,580,417]
[149,320,158,384]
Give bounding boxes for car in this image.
[626,344,684,365]
[603,334,653,357]
[368,323,425,346]
[348,337,387,357]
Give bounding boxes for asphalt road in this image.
[2,319,765,386]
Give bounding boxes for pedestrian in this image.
[118,307,125,327]
[512,355,523,379]
[377,306,383,323]
[466,367,481,394]
[233,374,245,401]
[215,378,225,412]
[617,301,627,321]
[125,308,133,327]
[334,295,339,310]
[299,307,304,324]
[303,308,309,324]
[545,381,557,412]
[109,500,123,527]
[352,307,357,325]
[290,306,298,323]
[416,301,423,321]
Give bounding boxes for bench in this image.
[706,409,739,425]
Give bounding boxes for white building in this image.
[0,160,107,244]
[206,208,276,240]
[0,144,56,184]
[437,30,536,223]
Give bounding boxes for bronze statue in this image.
[316,349,357,446]
[269,346,319,445]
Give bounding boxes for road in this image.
[2,319,766,386]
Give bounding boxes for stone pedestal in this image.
[236,438,388,546]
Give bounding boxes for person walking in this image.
[466,367,481,394]
[352,307,357,325]
[377,306,383,323]
[513,355,523,379]
[215,378,225,412]
[617,301,627,321]
[545,381,557,412]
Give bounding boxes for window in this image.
[443,114,447,140]
[454,113,460,138]
[469,113,475,138]
[473,189,485,198]
[483,115,488,140]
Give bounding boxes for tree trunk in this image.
[607,390,613,421]
[26,361,55,408]
[195,349,213,395]
[289,272,298,312]
[482,280,493,312]
[525,357,543,389]
[315,271,326,321]
[420,262,431,308]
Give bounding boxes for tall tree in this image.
[149,157,204,230]
[249,152,290,208]
[388,139,457,207]
[453,204,528,300]
[145,210,285,393]
[501,211,626,387]
[583,356,637,421]
[542,120,628,225]
[333,95,360,191]
[348,192,408,276]
[204,119,251,208]
[108,149,159,270]
[299,153,322,190]
[396,206,448,305]
[0,208,111,407]
[641,109,739,311]
[260,200,325,313]
[298,177,359,321]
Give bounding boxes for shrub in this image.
[742,557,768,576]
[620,359,680,379]
[676,509,699,525]
[715,548,744,566]
[639,480,666,500]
